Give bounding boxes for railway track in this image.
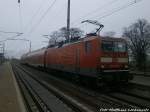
[106,91,150,108]
[120,83,150,101]
[13,63,110,112]
[11,61,150,111]
[12,64,77,112]
[13,63,123,111]
[12,65,52,112]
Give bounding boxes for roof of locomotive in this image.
[46,35,126,48]
[21,35,126,59]
[68,35,126,43]
[100,36,126,42]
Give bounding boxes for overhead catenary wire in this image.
[0,30,23,42]
[71,0,120,26]
[46,2,67,32]
[24,0,47,32]
[75,0,143,28]
[0,34,23,42]
[53,2,67,18]
[0,0,24,42]
[20,0,144,39]
[27,0,58,36]
[95,0,143,20]
[0,30,22,34]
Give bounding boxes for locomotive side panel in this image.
[79,38,100,77]
[46,43,82,74]
[45,37,101,78]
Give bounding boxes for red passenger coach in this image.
[21,48,46,67]
[21,35,132,84]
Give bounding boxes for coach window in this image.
[85,41,92,53]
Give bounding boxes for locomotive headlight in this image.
[101,57,112,62]
[118,58,128,63]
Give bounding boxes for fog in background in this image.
[0,0,149,58]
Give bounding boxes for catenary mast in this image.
[67,0,70,42]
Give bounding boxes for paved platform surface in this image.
[130,75,150,86]
[130,71,150,77]
[0,62,26,112]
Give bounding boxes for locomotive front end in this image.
[99,37,132,82]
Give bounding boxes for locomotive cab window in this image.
[101,41,113,52]
[114,42,126,52]
[85,41,92,53]
[101,41,127,52]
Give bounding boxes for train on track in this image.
[21,33,133,85]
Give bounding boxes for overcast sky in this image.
[0,0,150,58]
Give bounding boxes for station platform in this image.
[130,71,150,77]
[0,62,26,112]
[130,75,150,87]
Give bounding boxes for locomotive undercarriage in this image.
[67,68,132,87]
[96,69,133,85]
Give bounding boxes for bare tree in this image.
[48,31,61,46]
[59,27,68,40]
[123,19,150,70]
[70,27,83,39]
[59,27,83,41]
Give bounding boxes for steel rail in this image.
[17,63,140,109]
[12,64,52,112]
[20,63,150,109]
[15,64,97,112]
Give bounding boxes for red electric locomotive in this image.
[21,34,132,85]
